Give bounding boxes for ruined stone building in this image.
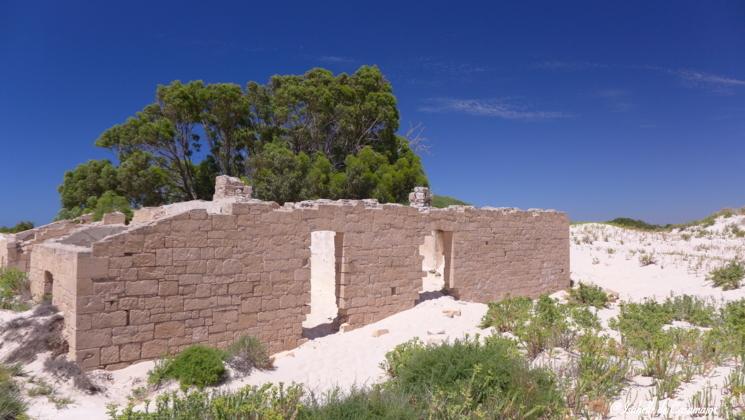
[0,177,569,370]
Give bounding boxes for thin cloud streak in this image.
[539,61,744,94]
[318,55,356,63]
[674,69,745,93]
[420,98,572,121]
[532,60,608,70]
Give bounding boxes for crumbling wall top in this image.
[408,186,432,209]
[213,175,252,201]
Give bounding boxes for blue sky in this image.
[1,0,744,226]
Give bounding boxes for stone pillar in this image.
[408,186,432,209]
[213,175,253,201]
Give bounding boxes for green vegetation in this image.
[604,207,745,232]
[606,217,665,231]
[114,293,745,419]
[0,221,34,234]
[0,268,30,311]
[59,66,428,219]
[109,383,304,419]
[27,376,74,409]
[224,335,273,376]
[383,335,565,418]
[0,363,27,419]
[116,337,565,419]
[708,261,745,290]
[479,295,533,332]
[605,296,745,403]
[568,282,609,308]
[148,345,226,390]
[431,194,470,208]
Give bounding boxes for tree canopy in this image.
[0,221,34,234]
[57,66,428,220]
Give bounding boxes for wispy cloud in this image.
[537,61,745,94]
[673,69,745,94]
[419,98,572,121]
[532,60,608,71]
[318,55,356,64]
[595,89,633,112]
[421,60,488,76]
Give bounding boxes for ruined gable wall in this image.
[425,208,569,302]
[71,201,568,370]
[0,219,88,272]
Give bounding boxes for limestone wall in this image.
[0,219,88,272]
[0,234,18,269]
[29,243,111,366]
[66,200,568,370]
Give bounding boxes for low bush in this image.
[303,386,419,419]
[148,345,226,390]
[382,335,566,418]
[109,383,304,419]
[568,282,609,308]
[565,334,630,417]
[609,299,672,353]
[0,363,27,419]
[606,217,665,231]
[224,336,273,376]
[0,268,31,311]
[638,253,657,267]
[663,294,718,327]
[709,261,745,290]
[723,300,745,351]
[479,295,532,332]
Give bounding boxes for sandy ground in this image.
[572,215,745,418]
[2,214,745,418]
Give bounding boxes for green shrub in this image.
[224,336,273,375]
[709,261,745,290]
[515,295,575,356]
[382,335,565,418]
[568,282,609,308]
[302,386,419,419]
[638,253,657,266]
[479,295,533,332]
[566,334,630,417]
[723,299,745,352]
[606,217,664,231]
[148,345,226,390]
[109,383,304,419]
[610,299,672,353]
[0,363,28,419]
[0,268,30,311]
[663,294,719,327]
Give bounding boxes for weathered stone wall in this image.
[0,219,88,272]
[28,243,109,365]
[66,200,568,370]
[0,234,18,269]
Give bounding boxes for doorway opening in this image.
[418,230,454,302]
[303,231,342,338]
[43,271,54,302]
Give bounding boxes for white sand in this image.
[3,214,745,418]
[571,216,745,418]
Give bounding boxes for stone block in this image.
[154,321,185,338]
